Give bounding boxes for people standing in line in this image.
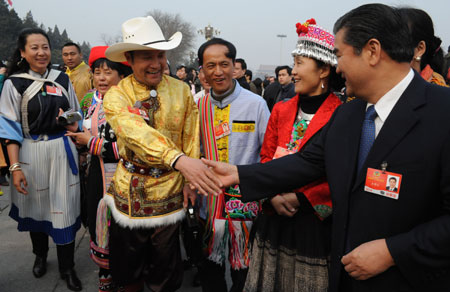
[398,7,447,86]
[66,45,132,292]
[0,28,82,291]
[233,58,251,90]
[244,18,343,292]
[190,38,270,292]
[200,4,450,292]
[62,42,93,102]
[102,16,217,291]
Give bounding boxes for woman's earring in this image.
[321,82,325,89]
[414,56,421,62]
[17,57,24,66]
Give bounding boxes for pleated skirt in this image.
[244,196,331,292]
[9,137,81,245]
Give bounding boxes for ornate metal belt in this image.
[120,158,170,178]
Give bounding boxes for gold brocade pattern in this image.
[103,74,200,221]
[214,105,230,163]
[66,62,93,102]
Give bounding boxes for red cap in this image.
[88,46,130,68]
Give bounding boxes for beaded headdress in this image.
[292,18,337,67]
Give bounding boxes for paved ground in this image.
[0,184,201,292]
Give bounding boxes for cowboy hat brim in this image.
[105,31,182,62]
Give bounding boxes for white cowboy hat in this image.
[105,16,182,62]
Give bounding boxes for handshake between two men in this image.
[173,155,237,207]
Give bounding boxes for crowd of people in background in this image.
[0,3,450,292]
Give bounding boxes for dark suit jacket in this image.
[238,73,450,292]
[386,186,398,192]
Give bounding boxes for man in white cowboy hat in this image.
[103,16,220,291]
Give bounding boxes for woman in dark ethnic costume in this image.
[66,45,131,292]
[0,28,82,291]
[244,19,344,292]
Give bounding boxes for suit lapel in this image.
[352,74,426,190]
[343,100,366,193]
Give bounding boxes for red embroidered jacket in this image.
[260,93,342,219]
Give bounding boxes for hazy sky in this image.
[10,0,450,72]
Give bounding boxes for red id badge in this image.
[127,106,149,121]
[46,85,62,96]
[215,122,231,139]
[273,146,295,159]
[364,168,402,200]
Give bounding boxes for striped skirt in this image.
[9,136,81,245]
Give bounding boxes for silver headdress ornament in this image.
[292,18,338,67]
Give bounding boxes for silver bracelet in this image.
[9,163,21,172]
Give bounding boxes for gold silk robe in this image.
[66,61,93,102]
[103,74,200,228]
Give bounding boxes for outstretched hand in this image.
[201,158,239,188]
[175,155,223,196]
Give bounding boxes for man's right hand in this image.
[12,170,28,195]
[174,155,223,196]
[201,159,239,188]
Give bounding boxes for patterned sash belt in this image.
[120,158,170,178]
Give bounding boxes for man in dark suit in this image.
[386,177,398,192]
[199,4,450,292]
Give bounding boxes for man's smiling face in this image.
[126,50,166,87]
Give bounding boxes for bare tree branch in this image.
[146,10,196,67]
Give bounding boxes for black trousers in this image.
[199,258,248,292]
[109,218,183,292]
[29,232,75,272]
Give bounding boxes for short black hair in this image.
[197,38,237,66]
[235,58,247,71]
[389,177,397,182]
[62,42,81,53]
[275,65,292,79]
[176,65,186,71]
[91,58,132,78]
[245,69,253,80]
[398,7,444,75]
[333,3,414,63]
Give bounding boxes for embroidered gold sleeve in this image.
[103,85,185,168]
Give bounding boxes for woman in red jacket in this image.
[244,19,344,292]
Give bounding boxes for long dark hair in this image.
[398,7,444,75]
[7,28,52,77]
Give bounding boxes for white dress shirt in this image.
[367,69,414,137]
